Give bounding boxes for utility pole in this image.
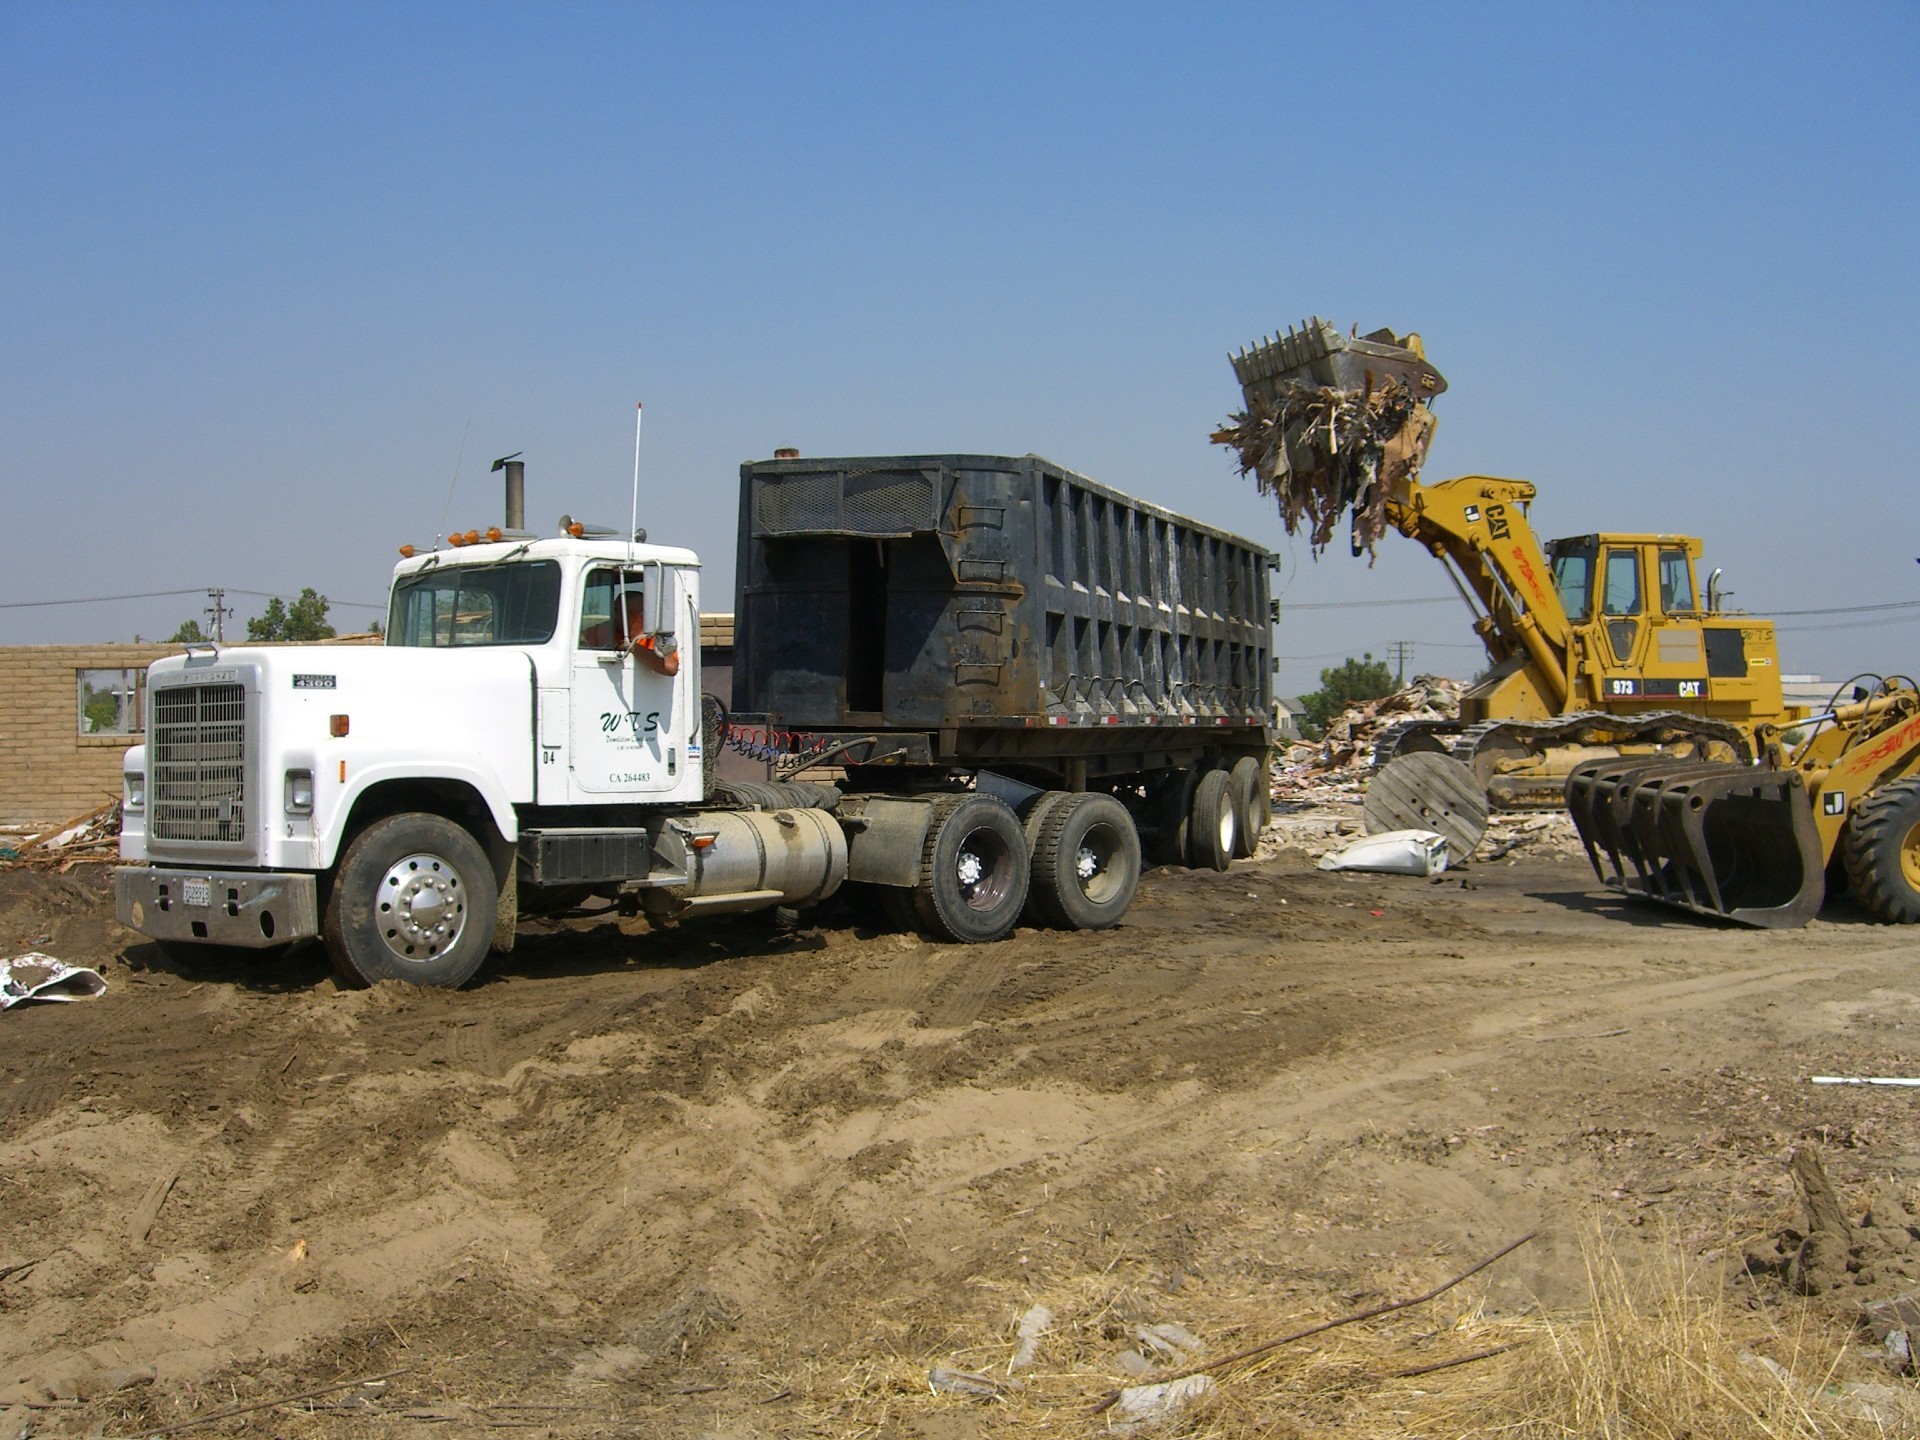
[1389,639,1414,684]
[205,587,232,643]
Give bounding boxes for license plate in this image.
[182,877,213,908]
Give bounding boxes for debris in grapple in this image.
[1212,319,1446,556]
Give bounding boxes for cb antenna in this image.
[629,401,643,567]
[438,417,472,542]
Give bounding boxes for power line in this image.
[1280,595,1457,611]
[0,586,385,612]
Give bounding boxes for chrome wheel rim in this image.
[376,852,468,964]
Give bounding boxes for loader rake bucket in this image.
[1565,758,1825,928]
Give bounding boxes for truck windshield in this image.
[388,561,561,646]
[1549,540,1597,622]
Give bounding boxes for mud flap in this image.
[1565,759,1826,929]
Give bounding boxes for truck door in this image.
[570,565,685,797]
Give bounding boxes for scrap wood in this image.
[1090,1231,1536,1413]
[127,1169,180,1244]
[10,800,121,869]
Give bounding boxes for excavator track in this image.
[1369,720,1463,769]
[1450,712,1754,809]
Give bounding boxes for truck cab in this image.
[115,535,713,986]
[383,538,704,807]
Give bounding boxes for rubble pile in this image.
[2,801,122,872]
[1261,675,1583,863]
[1277,675,1465,797]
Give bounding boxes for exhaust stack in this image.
[492,452,525,531]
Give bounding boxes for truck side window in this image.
[1601,551,1642,616]
[1657,549,1695,613]
[579,567,644,649]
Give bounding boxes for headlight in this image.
[284,768,314,816]
[124,770,145,810]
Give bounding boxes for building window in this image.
[78,669,143,736]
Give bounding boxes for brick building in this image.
[0,618,738,832]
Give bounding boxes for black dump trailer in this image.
[730,453,1276,874]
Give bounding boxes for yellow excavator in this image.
[1217,318,1920,926]
[1216,320,1805,842]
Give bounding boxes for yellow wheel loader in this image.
[1215,319,1807,839]
[1565,678,1920,927]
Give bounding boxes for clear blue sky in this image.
[4,2,1915,696]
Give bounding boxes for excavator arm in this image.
[1383,472,1575,714]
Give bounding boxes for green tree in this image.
[247,589,336,641]
[168,618,208,643]
[1298,652,1396,739]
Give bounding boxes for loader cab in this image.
[1549,534,1726,711]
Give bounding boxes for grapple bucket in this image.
[1565,758,1825,928]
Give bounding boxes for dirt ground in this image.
[4,837,1920,1437]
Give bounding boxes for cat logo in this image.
[1677,680,1702,699]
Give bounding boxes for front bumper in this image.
[114,866,320,948]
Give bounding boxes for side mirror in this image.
[643,562,675,639]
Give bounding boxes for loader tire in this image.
[1027,793,1141,930]
[1843,778,1920,925]
[1188,769,1238,873]
[323,813,498,988]
[912,794,1029,943]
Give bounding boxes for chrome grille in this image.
[151,683,248,844]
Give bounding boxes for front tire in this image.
[323,814,498,987]
[1843,778,1920,924]
[913,794,1029,943]
[1028,793,1141,930]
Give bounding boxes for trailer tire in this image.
[1228,755,1271,859]
[322,813,498,988]
[1188,768,1238,872]
[913,794,1029,943]
[1152,768,1201,867]
[1029,793,1141,930]
[1843,778,1920,925]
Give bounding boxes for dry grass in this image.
[800,1226,1910,1438]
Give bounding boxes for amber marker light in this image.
[330,714,350,737]
[566,521,585,538]
[485,527,503,542]
[464,529,480,544]
[398,544,416,558]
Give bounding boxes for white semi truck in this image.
[115,454,1275,987]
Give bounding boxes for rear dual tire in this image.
[1025,793,1141,930]
[913,794,1030,944]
